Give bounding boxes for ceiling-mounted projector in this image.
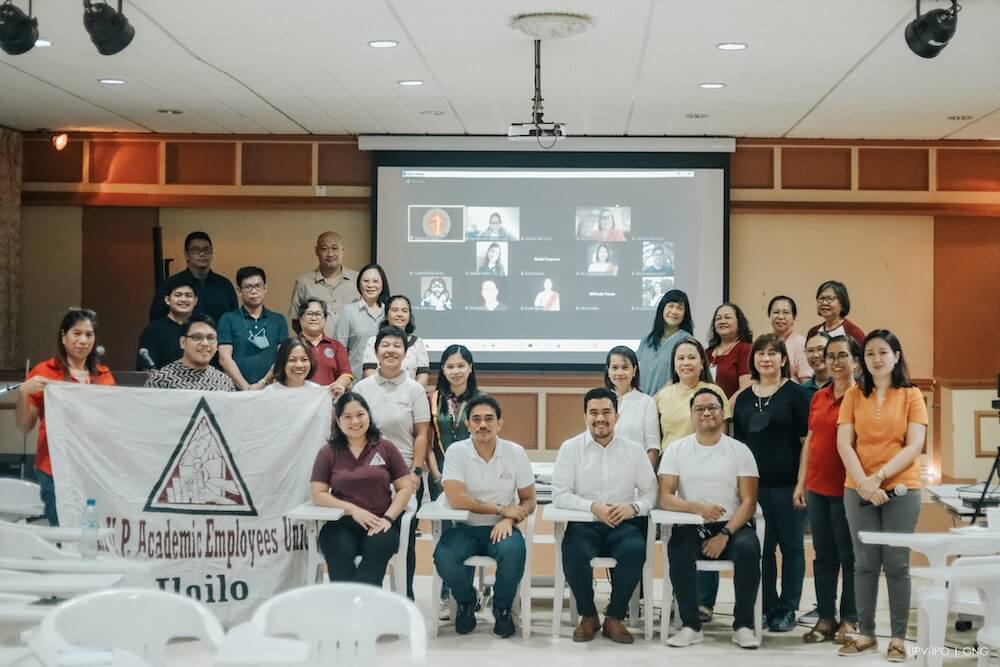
[507,121,567,141]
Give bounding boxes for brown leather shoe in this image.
[601,616,634,644]
[572,615,601,642]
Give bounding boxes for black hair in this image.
[163,273,198,296]
[297,299,328,319]
[583,386,618,413]
[644,289,694,350]
[749,333,791,381]
[56,308,99,375]
[466,394,502,420]
[236,266,266,288]
[603,345,640,391]
[374,325,409,353]
[670,337,712,384]
[272,336,316,385]
[183,231,212,252]
[816,280,851,318]
[806,330,832,348]
[329,392,381,449]
[707,302,754,349]
[859,329,913,397]
[599,208,616,229]
[379,294,416,335]
[435,345,477,401]
[824,334,862,364]
[689,386,725,409]
[182,313,216,336]
[767,295,797,318]
[357,263,391,308]
[594,243,611,262]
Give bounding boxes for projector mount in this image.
[507,39,567,149]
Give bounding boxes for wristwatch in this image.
[631,502,641,516]
[720,526,733,538]
[413,467,424,476]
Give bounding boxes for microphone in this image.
[0,382,24,396]
[860,483,908,507]
[138,348,157,371]
[95,345,106,359]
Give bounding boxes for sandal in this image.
[803,618,837,643]
[838,635,878,657]
[834,620,859,645]
[887,639,907,663]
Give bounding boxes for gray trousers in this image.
[843,488,921,638]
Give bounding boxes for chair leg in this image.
[754,571,763,644]
[306,520,321,585]
[431,563,443,638]
[552,528,566,639]
[920,595,948,667]
[643,565,653,641]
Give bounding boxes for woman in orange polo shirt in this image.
[15,309,115,525]
[835,330,926,662]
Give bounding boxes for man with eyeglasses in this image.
[289,231,360,336]
[297,299,352,396]
[217,266,288,391]
[658,387,762,649]
[148,231,238,323]
[145,314,235,391]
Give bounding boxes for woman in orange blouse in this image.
[836,330,926,662]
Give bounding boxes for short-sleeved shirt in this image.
[303,335,352,386]
[352,372,430,467]
[807,318,865,348]
[362,335,429,380]
[655,380,731,450]
[333,301,385,380]
[136,316,184,370]
[708,341,752,399]
[144,360,237,392]
[635,329,690,396]
[217,306,289,384]
[288,268,360,337]
[806,384,849,496]
[148,269,238,323]
[801,375,831,402]
[732,380,810,488]
[310,438,409,516]
[442,438,534,526]
[658,433,759,521]
[27,358,116,475]
[616,389,661,452]
[783,332,814,384]
[837,385,927,490]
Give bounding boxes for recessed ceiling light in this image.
[398,80,424,87]
[420,110,445,116]
[158,109,183,115]
[685,113,709,119]
[34,38,52,48]
[716,42,747,51]
[368,40,398,48]
[947,114,973,121]
[98,78,126,86]
[699,82,726,89]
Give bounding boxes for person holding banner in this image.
[145,315,236,392]
[310,392,414,586]
[266,337,319,390]
[15,308,116,525]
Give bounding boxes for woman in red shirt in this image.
[793,335,860,644]
[15,309,115,525]
[706,303,753,400]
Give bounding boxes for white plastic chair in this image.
[29,588,225,667]
[0,523,77,560]
[0,478,44,523]
[250,582,426,667]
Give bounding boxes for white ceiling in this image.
[1,0,998,139]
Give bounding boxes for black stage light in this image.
[905,0,960,58]
[83,0,134,55]
[0,0,39,56]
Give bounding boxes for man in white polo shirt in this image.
[658,387,762,649]
[433,394,536,638]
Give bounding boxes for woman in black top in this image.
[732,333,809,633]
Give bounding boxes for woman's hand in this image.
[367,517,392,536]
[19,376,50,396]
[857,474,882,501]
[792,484,806,509]
[349,507,381,531]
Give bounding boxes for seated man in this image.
[145,314,236,392]
[658,387,761,649]
[434,395,535,638]
[552,387,657,644]
[137,273,198,370]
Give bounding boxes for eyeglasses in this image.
[692,405,723,414]
[186,246,213,256]
[825,352,852,362]
[185,334,218,343]
[302,310,325,318]
[241,283,265,292]
[817,295,839,304]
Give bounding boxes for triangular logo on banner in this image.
[143,397,257,516]
[370,453,386,466]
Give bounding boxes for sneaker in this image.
[438,598,451,622]
[732,627,760,649]
[697,605,714,623]
[455,602,477,635]
[667,627,704,648]
[769,610,797,633]
[493,607,516,638]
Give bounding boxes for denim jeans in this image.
[806,490,856,622]
[37,470,58,526]
[433,523,526,610]
[757,485,806,617]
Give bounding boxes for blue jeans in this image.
[806,490,856,622]
[433,523,526,610]
[759,485,806,617]
[37,471,58,526]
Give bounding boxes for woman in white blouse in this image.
[603,345,661,466]
[362,295,430,386]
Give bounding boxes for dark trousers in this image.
[806,490,857,622]
[434,524,526,610]
[758,485,806,617]
[562,518,646,619]
[37,471,58,526]
[318,518,400,587]
[669,523,761,631]
[405,478,424,600]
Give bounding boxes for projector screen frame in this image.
[369,149,731,372]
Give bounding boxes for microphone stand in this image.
[968,446,1000,525]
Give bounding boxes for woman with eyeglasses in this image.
[295,299,352,397]
[807,280,864,347]
[361,295,429,387]
[604,346,660,464]
[636,289,694,396]
[334,263,391,381]
[793,335,860,645]
[15,309,116,525]
[836,330,926,661]
[768,295,813,384]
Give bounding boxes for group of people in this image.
[14,228,927,661]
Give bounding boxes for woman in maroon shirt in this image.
[793,335,860,643]
[310,392,414,586]
[806,280,865,346]
[706,303,753,400]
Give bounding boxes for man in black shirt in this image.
[148,231,238,323]
[137,274,198,370]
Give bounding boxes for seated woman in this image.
[309,392,414,586]
[266,337,319,389]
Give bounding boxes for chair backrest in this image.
[0,523,76,559]
[33,588,225,667]
[0,478,42,506]
[252,583,426,667]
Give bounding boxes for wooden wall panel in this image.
[933,216,1000,380]
[545,393,585,449]
[318,143,370,186]
[165,142,236,185]
[858,148,928,191]
[89,142,159,184]
[781,147,852,190]
[492,393,538,449]
[22,140,83,183]
[730,147,773,189]
[241,143,312,186]
[937,150,1000,191]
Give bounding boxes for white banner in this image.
[46,383,333,625]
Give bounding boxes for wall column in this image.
[0,128,22,368]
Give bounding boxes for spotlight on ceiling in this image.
[51,133,68,151]
[83,0,134,55]
[0,0,39,55]
[905,0,960,58]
